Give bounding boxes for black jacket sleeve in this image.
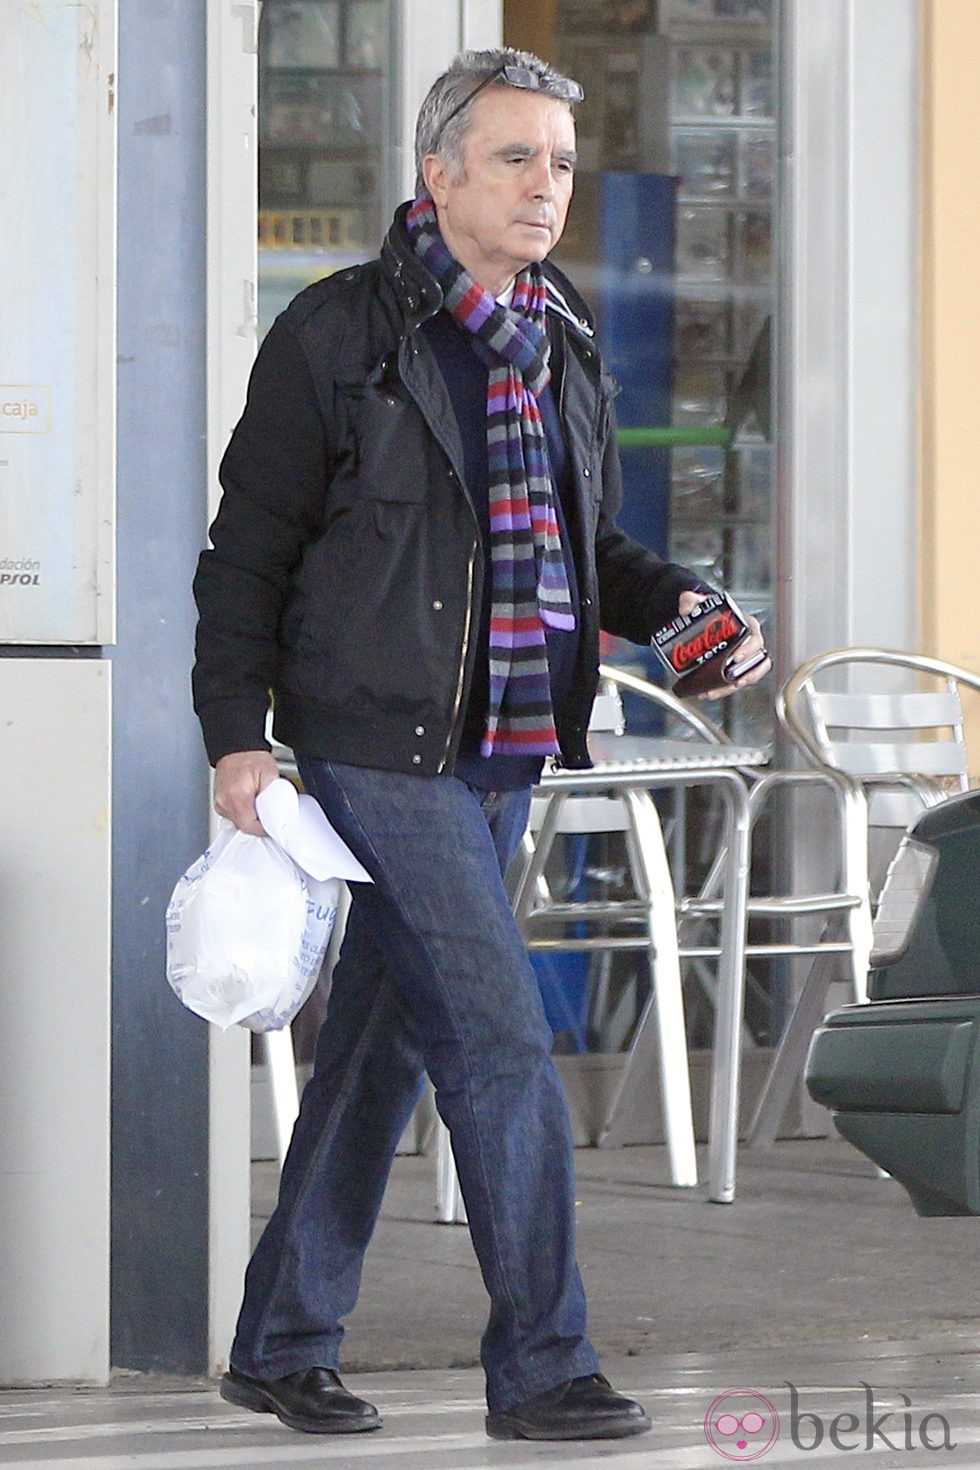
[192,316,332,764]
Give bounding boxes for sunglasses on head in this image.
[439,63,584,137]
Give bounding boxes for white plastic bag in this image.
[166,820,340,1032]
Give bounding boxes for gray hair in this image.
[414,47,582,193]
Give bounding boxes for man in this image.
[193,47,769,1443]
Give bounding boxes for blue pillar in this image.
[597,171,678,560]
[112,0,213,1372]
[596,172,678,717]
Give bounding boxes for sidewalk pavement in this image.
[305,1135,980,1375]
[2,1137,979,1468]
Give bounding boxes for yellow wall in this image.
[920,1,980,673]
[502,0,557,60]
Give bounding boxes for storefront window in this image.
[257,0,397,338]
[507,0,778,744]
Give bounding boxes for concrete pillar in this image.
[111,0,214,1373]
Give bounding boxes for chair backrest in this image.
[596,663,730,745]
[779,647,980,878]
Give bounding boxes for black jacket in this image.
[192,205,704,774]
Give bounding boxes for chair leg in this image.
[743,949,843,1147]
[702,773,753,1203]
[511,793,567,927]
[602,789,697,1187]
[434,1117,467,1224]
[260,1026,300,1169]
[841,789,874,1003]
[846,891,874,1004]
[745,780,873,1146]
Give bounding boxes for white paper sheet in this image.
[256,778,373,883]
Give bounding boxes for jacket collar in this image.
[381,200,598,347]
[381,203,444,329]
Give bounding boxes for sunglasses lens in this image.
[742,1413,765,1434]
[502,65,538,89]
[494,65,584,103]
[715,1414,740,1436]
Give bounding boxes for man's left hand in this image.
[677,590,771,700]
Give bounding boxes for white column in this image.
[0,662,112,1383]
[394,0,504,201]
[847,0,919,652]
[205,0,260,1373]
[780,0,919,669]
[461,0,503,51]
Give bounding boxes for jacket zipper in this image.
[555,322,603,771]
[395,324,478,776]
[438,539,477,773]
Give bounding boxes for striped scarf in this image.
[406,194,575,757]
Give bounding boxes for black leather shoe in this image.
[220,1365,382,1434]
[486,1373,651,1441]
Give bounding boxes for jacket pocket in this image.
[336,379,429,502]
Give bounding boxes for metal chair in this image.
[506,665,871,1202]
[274,679,871,1207]
[780,646,980,836]
[603,665,872,1007]
[747,647,980,1145]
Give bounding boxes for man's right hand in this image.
[213,750,281,835]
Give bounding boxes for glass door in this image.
[507,0,779,745]
[257,0,399,337]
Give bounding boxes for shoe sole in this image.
[220,1374,382,1435]
[486,1412,652,1442]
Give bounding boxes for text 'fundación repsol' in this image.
[0,558,41,587]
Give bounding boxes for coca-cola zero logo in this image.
[671,611,739,671]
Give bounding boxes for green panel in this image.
[807,1019,974,1114]
[806,997,980,1215]
[835,1111,978,1216]
[870,794,980,1000]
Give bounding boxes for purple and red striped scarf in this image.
[406,194,575,757]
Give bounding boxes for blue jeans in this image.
[230,758,600,1412]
